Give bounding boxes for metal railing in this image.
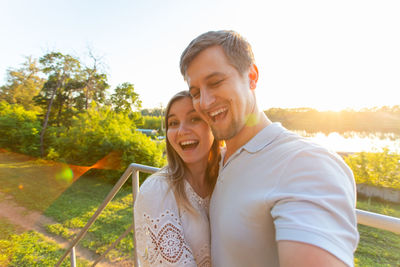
[55,163,159,267]
[56,163,400,267]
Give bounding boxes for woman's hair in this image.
[163,90,221,213]
[180,30,255,79]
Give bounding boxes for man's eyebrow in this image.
[205,72,225,81]
[189,72,226,91]
[187,109,196,115]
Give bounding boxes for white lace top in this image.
[134,171,211,267]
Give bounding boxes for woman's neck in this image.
[185,159,210,198]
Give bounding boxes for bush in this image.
[52,104,166,171]
[344,148,400,189]
[0,101,41,156]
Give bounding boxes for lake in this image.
[295,131,400,153]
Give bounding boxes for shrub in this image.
[0,101,41,156]
[344,148,400,189]
[52,104,166,171]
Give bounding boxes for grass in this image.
[355,196,400,266]
[0,151,74,211]
[1,150,399,266]
[44,175,134,260]
[0,217,89,267]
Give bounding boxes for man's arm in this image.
[278,241,347,267]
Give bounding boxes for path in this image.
[0,192,130,266]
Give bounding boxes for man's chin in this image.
[211,124,238,141]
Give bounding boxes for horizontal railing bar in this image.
[128,163,160,174]
[356,209,400,234]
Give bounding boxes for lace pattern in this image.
[136,210,196,266]
[135,174,212,267]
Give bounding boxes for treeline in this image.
[0,52,166,172]
[265,107,400,135]
[141,106,400,136]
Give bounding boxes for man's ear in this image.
[248,64,259,90]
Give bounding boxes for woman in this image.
[134,90,220,267]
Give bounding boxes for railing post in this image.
[132,170,140,267]
[70,246,76,267]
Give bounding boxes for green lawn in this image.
[355,196,400,266]
[0,150,399,266]
[0,217,89,266]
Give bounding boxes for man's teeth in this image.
[209,107,227,117]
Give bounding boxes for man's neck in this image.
[224,112,271,165]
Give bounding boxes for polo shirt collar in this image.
[241,122,285,153]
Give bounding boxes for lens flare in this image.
[56,165,74,182]
[245,113,259,127]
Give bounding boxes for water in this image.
[294,131,400,153]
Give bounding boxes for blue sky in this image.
[1,0,399,111]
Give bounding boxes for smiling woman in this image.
[134,90,221,267]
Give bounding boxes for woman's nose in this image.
[177,123,191,136]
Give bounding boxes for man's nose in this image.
[199,90,215,109]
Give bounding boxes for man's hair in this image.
[180,30,255,79]
[163,90,221,214]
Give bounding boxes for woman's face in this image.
[167,97,214,165]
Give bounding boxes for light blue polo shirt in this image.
[210,123,359,267]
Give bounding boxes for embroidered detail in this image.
[194,244,212,267]
[185,181,210,210]
[137,210,195,265]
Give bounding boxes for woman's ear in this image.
[248,64,259,90]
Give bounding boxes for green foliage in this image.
[142,115,163,133]
[141,107,164,116]
[0,57,44,112]
[46,224,75,239]
[110,82,141,114]
[51,104,166,169]
[0,231,89,266]
[0,218,23,240]
[344,149,400,189]
[0,101,41,156]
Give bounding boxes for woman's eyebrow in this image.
[167,113,176,119]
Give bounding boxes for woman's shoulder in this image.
[137,168,171,197]
[135,168,179,215]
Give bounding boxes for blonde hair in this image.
[163,90,221,213]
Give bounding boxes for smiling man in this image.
[180,30,359,267]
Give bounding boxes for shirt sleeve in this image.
[134,175,197,267]
[270,149,359,267]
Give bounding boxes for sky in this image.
[1,0,399,111]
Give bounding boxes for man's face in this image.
[186,46,254,140]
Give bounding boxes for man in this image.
[180,30,359,267]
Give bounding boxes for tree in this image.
[0,57,44,111]
[110,82,142,114]
[37,52,81,156]
[75,51,109,110]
